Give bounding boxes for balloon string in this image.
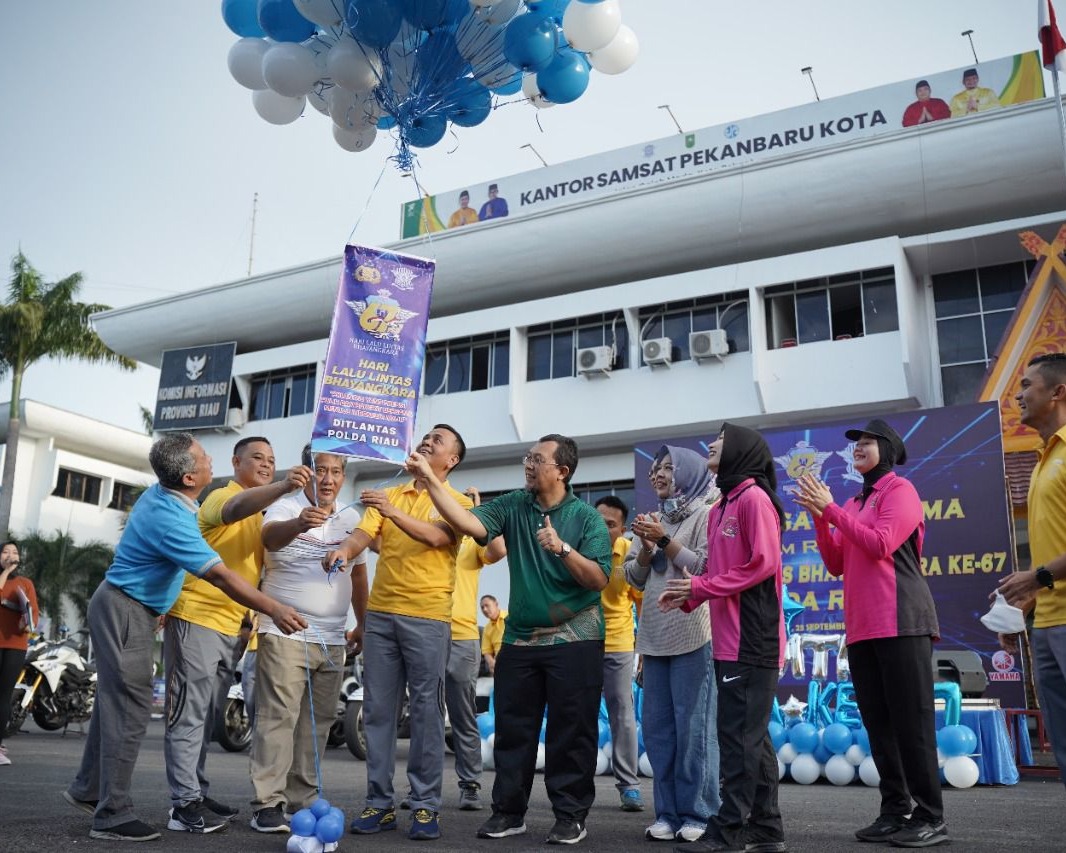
[302,622,341,798]
[346,161,388,243]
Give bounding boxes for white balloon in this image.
[476,61,520,90]
[777,743,798,765]
[638,752,653,777]
[475,0,522,26]
[228,38,270,90]
[329,86,374,131]
[521,72,553,108]
[327,38,383,93]
[595,748,610,776]
[307,85,330,115]
[937,748,947,769]
[602,742,613,762]
[789,753,820,785]
[252,89,305,125]
[333,123,377,152]
[262,43,319,97]
[293,0,342,27]
[943,756,979,788]
[562,0,621,52]
[858,755,881,787]
[535,742,546,771]
[588,24,639,75]
[777,757,786,781]
[470,0,496,6]
[480,737,494,770]
[844,744,866,766]
[305,33,337,74]
[825,754,856,786]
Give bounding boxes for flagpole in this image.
[1052,69,1066,182]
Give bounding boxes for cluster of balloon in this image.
[287,799,344,853]
[222,0,640,167]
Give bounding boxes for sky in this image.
[0,1,1044,432]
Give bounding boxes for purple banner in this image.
[311,245,434,464]
[634,402,1024,708]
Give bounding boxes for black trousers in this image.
[490,640,604,821]
[0,647,27,743]
[849,635,943,823]
[710,660,783,847]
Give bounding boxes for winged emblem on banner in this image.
[346,289,418,340]
[773,440,832,495]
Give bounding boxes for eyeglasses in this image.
[522,454,560,468]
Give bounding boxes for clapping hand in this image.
[794,473,833,518]
[658,568,694,612]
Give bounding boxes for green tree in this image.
[0,252,136,534]
[17,529,113,635]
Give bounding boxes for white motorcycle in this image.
[6,631,97,736]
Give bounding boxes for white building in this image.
[91,67,1066,605]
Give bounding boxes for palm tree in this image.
[17,529,113,636]
[0,252,136,534]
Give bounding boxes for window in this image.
[424,331,510,396]
[573,481,636,517]
[933,261,1032,405]
[249,364,317,421]
[527,312,628,381]
[53,468,102,505]
[765,267,898,348]
[108,482,139,512]
[637,291,749,363]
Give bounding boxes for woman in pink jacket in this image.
[795,419,947,850]
[660,423,786,853]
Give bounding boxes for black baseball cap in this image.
[844,418,907,465]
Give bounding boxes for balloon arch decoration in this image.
[222,0,640,169]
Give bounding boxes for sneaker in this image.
[646,819,676,841]
[477,812,527,839]
[62,790,98,816]
[676,836,744,853]
[409,808,441,840]
[889,821,949,848]
[250,804,290,833]
[89,820,162,842]
[0,752,10,766]
[619,789,644,812]
[458,781,483,811]
[546,818,587,845]
[855,814,908,842]
[677,822,707,842]
[745,839,788,853]
[168,801,228,834]
[350,806,397,835]
[201,796,239,820]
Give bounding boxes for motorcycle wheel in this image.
[5,692,27,737]
[214,696,252,753]
[344,701,367,760]
[327,718,345,748]
[31,685,67,731]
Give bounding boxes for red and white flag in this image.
[1040,0,1066,71]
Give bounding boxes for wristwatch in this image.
[656,534,672,549]
[1036,566,1055,590]
[557,542,572,559]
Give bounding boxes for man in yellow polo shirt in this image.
[998,353,1066,780]
[480,595,507,675]
[595,496,644,812]
[325,424,471,842]
[447,488,506,811]
[163,436,311,834]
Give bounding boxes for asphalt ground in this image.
[4,719,1065,852]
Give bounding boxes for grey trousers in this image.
[603,651,640,791]
[363,611,450,812]
[1032,625,1066,784]
[445,638,483,785]
[163,617,237,807]
[68,582,157,830]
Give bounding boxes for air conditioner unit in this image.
[576,345,614,375]
[642,337,673,366]
[226,407,247,429]
[689,329,729,361]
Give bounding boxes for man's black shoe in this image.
[889,821,950,848]
[201,796,239,820]
[167,801,228,834]
[856,814,908,842]
[546,818,587,845]
[89,820,161,841]
[477,812,527,838]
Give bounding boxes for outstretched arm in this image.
[404,453,487,540]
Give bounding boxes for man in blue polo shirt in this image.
[63,433,306,842]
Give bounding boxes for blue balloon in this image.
[415,31,468,89]
[405,0,469,31]
[936,724,977,758]
[813,741,833,764]
[377,114,398,130]
[788,722,819,754]
[222,0,266,37]
[823,722,853,755]
[503,13,559,72]
[449,80,491,127]
[476,712,494,738]
[347,0,404,49]
[525,0,570,23]
[407,113,447,147]
[536,48,589,104]
[855,726,871,753]
[315,813,345,844]
[769,720,787,751]
[490,69,523,95]
[327,807,345,824]
[256,0,316,42]
[309,798,331,818]
[290,808,316,837]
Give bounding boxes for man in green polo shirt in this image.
[405,433,611,847]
